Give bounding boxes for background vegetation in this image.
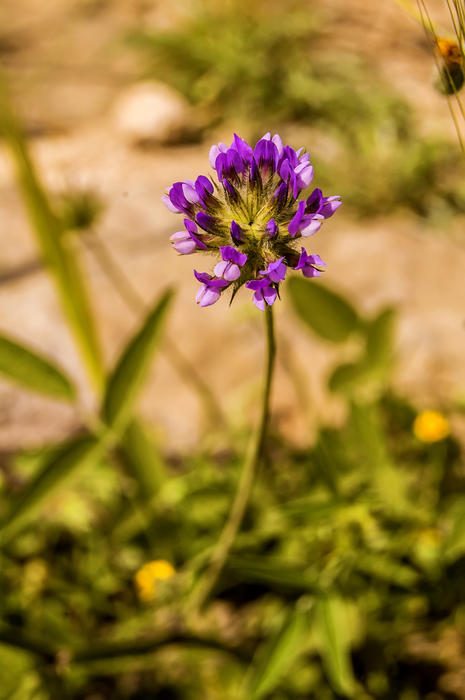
[1,0,465,698]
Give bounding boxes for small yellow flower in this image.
[134,559,175,602]
[413,410,450,443]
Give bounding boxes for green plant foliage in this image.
[288,277,360,343]
[0,333,75,400]
[119,420,167,499]
[126,2,465,220]
[314,595,356,697]
[0,434,102,541]
[0,73,104,392]
[102,289,174,431]
[246,603,310,699]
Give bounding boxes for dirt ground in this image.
[1,0,465,451]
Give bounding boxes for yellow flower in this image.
[134,559,175,602]
[413,410,450,443]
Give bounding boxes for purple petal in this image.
[195,211,215,233]
[169,182,189,213]
[230,220,243,244]
[217,262,240,281]
[246,279,270,291]
[182,181,200,204]
[262,257,286,283]
[272,134,284,157]
[220,245,247,267]
[253,289,266,311]
[306,188,323,214]
[266,219,278,238]
[162,194,180,213]
[254,139,279,172]
[295,163,314,191]
[214,261,228,278]
[307,253,326,267]
[194,270,212,284]
[294,247,308,271]
[320,196,342,218]
[198,286,222,307]
[232,134,254,164]
[223,179,239,201]
[300,218,322,237]
[302,266,322,278]
[288,200,305,237]
[209,142,228,168]
[273,182,288,208]
[170,231,197,255]
[263,285,278,306]
[196,284,208,305]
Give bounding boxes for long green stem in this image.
[191,305,276,609]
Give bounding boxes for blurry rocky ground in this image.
[1,0,465,450]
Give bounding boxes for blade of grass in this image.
[0,72,104,392]
[0,434,103,541]
[102,288,173,432]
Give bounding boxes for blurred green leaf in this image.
[0,333,75,401]
[119,420,167,499]
[328,361,368,394]
[0,73,104,392]
[363,306,396,373]
[288,278,359,343]
[0,434,101,540]
[246,603,310,699]
[443,498,465,564]
[315,594,356,697]
[102,289,173,430]
[226,556,317,594]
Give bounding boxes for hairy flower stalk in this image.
[164,133,340,310]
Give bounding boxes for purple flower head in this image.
[165,133,340,310]
[294,247,326,278]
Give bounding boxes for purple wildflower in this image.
[245,279,278,311]
[294,247,326,278]
[164,133,340,310]
[194,271,230,308]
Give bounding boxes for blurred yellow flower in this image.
[134,559,175,602]
[413,410,450,443]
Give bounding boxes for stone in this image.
[112,81,196,146]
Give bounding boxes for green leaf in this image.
[443,498,465,564]
[0,333,75,400]
[328,361,369,395]
[119,419,167,498]
[363,306,396,373]
[102,289,173,430]
[226,556,317,594]
[0,73,104,392]
[315,594,356,697]
[247,603,310,699]
[288,277,359,343]
[0,434,102,541]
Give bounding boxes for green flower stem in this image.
[191,305,276,610]
[81,230,225,427]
